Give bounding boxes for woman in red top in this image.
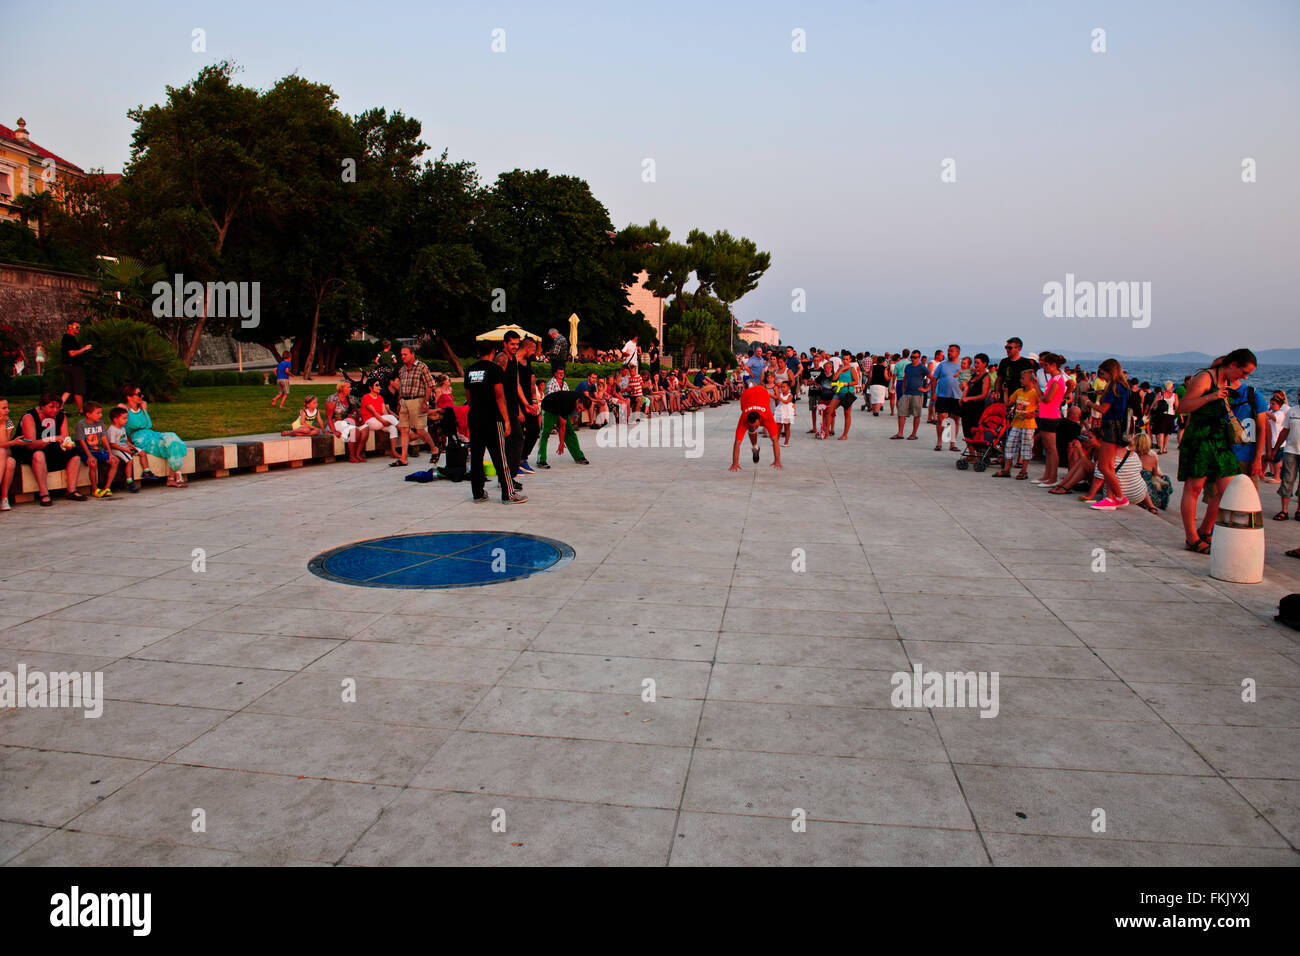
[357,379,401,460]
[1035,352,1068,487]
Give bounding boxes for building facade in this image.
[625,269,665,344]
[0,118,85,228]
[738,319,780,347]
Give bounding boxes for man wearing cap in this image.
[60,319,92,413]
[546,328,569,375]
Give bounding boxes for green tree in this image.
[687,229,771,351]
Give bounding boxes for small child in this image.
[75,401,114,498]
[105,406,140,493]
[1132,432,1168,513]
[775,380,794,445]
[996,369,1039,478]
[271,352,292,409]
[282,395,324,436]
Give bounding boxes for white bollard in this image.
[1209,474,1265,584]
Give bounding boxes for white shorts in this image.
[869,384,887,405]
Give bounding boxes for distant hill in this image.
[962,347,1299,365]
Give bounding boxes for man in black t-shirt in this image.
[465,339,525,503]
[996,337,1037,403]
[60,319,93,413]
[517,337,541,474]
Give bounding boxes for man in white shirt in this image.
[1265,390,1288,482]
[622,336,639,369]
[1272,388,1300,520]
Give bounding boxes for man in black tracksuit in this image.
[500,331,527,484]
[466,339,526,504]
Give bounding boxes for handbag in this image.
[1224,397,1246,444]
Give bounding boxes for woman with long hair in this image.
[1089,359,1130,510]
[1035,352,1068,487]
[1177,349,1257,553]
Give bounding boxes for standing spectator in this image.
[1034,352,1068,487]
[892,350,928,440]
[537,389,593,468]
[546,328,569,374]
[745,348,765,386]
[1264,390,1288,482]
[1272,386,1300,521]
[622,335,640,369]
[60,319,92,413]
[867,352,890,416]
[271,352,292,409]
[500,331,528,482]
[393,346,435,467]
[465,339,524,503]
[373,340,398,374]
[931,344,963,450]
[14,395,85,505]
[12,347,25,377]
[1177,349,1257,553]
[1150,381,1179,454]
[121,384,188,487]
[996,337,1037,403]
[1090,359,1131,509]
[1213,367,1270,491]
[925,349,942,422]
[517,337,541,473]
[994,369,1039,479]
[648,339,661,379]
[34,341,45,376]
[783,346,802,397]
[959,353,992,440]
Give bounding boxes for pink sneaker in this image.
[1089,496,1130,510]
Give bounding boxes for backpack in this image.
[438,439,469,482]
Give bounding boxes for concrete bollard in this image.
[1209,474,1265,583]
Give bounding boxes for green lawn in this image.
[3,383,466,441]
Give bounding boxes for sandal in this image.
[389,460,409,467]
[39,495,52,507]
[1273,512,1290,521]
[889,435,904,440]
[1185,538,1211,554]
[1048,486,1072,495]
[991,472,1011,478]
[934,444,942,451]
[65,491,88,501]
[906,435,918,440]
[1015,473,1029,480]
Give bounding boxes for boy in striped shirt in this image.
[627,367,648,422]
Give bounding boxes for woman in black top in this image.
[648,340,661,378]
[959,353,992,439]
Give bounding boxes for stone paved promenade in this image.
[2,405,1298,866]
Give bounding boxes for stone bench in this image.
[9,430,421,503]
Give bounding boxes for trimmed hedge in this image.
[184,370,277,387]
[5,374,42,396]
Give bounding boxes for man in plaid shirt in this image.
[394,346,435,466]
[545,366,568,396]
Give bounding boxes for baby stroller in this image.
[955,401,1008,472]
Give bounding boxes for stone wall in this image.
[0,261,96,350]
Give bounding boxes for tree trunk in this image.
[302,298,322,381]
[435,334,464,377]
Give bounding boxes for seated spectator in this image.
[12,395,85,505]
[325,382,366,463]
[122,384,189,487]
[0,397,19,511]
[356,378,402,459]
[74,401,114,497]
[281,395,326,437]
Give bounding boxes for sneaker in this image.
[511,481,523,492]
[473,494,490,503]
[575,458,589,465]
[537,461,551,469]
[100,488,114,498]
[1089,496,1130,511]
[92,488,106,498]
[0,499,10,511]
[518,461,536,475]
[752,448,760,464]
[504,492,528,504]
[127,482,140,494]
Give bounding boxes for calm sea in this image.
[1102,362,1300,398]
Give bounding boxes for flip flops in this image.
[1185,539,1211,554]
[1273,512,1289,521]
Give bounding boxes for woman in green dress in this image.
[1177,349,1256,553]
[122,383,189,487]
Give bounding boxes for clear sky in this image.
[5,0,1297,354]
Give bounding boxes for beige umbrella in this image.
[476,323,542,342]
[568,313,580,358]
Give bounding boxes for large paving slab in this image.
[2,403,1299,865]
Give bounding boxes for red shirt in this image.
[736,385,777,441]
[360,393,387,421]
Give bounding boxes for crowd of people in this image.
[6,321,1291,560]
[726,340,1282,558]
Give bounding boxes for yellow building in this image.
[0,117,85,227]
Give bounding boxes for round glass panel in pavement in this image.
[308,531,575,589]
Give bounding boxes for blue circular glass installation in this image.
[308,531,575,589]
